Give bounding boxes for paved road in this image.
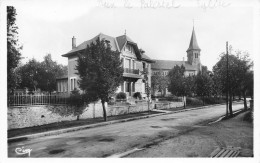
[8,103,244,157]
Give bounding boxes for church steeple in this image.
[186,27,201,52]
[186,26,201,67]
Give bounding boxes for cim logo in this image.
[15,146,32,157]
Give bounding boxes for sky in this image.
[3,0,259,71]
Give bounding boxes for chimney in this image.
[72,36,76,49]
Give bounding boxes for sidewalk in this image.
[8,101,244,142]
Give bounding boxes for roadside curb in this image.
[8,101,244,142]
[208,108,245,125]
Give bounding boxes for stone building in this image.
[151,27,202,96]
[59,33,154,98]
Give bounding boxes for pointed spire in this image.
[186,26,201,52]
[124,29,126,35]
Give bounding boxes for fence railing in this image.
[8,94,68,106]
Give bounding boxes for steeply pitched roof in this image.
[141,53,155,63]
[186,27,201,52]
[116,35,134,51]
[62,33,154,63]
[115,34,143,59]
[62,33,118,57]
[151,60,198,71]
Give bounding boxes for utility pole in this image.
[226,41,229,117]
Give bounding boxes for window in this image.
[121,82,124,92]
[74,78,76,89]
[125,44,135,54]
[195,53,198,58]
[125,58,131,68]
[70,78,77,91]
[57,82,60,92]
[60,82,62,92]
[70,79,73,91]
[126,45,131,52]
[62,81,66,92]
[121,58,124,67]
[125,82,131,92]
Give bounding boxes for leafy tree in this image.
[67,89,86,120]
[213,51,253,115]
[246,71,253,99]
[7,6,22,93]
[40,54,67,93]
[76,38,124,121]
[168,65,186,96]
[17,54,67,93]
[233,51,253,109]
[151,70,169,97]
[184,75,196,97]
[213,54,237,115]
[17,59,43,92]
[212,71,223,99]
[195,66,213,105]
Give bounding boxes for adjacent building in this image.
[56,75,68,95]
[60,33,154,98]
[151,27,202,96]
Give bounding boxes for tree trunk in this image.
[229,93,233,116]
[243,91,247,110]
[183,96,186,109]
[202,95,205,106]
[77,115,80,121]
[101,100,107,121]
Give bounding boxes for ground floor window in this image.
[125,82,131,92]
[70,78,77,91]
[132,82,135,92]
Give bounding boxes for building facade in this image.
[61,33,154,98]
[151,27,202,96]
[56,76,68,95]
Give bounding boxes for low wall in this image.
[154,101,184,110]
[8,102,151,130]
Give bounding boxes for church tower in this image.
[186,27,201,67]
